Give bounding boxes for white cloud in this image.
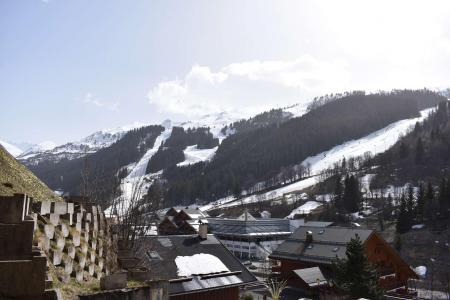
[83,93,119,111]
[148,56,350,117]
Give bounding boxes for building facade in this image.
[270,226,418,297]
[207,212,292,260]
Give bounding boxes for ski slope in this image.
[127,127,173,179]
[202,107,435,211]
[177,145,218,167]
[303,107,434,175]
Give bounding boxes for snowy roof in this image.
[175,253,229,277]
[136,234,257,295]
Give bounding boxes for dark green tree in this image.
[425,181,434,220]
[398,141,409,159]
[343,175,360,213]
[406,184,416,221]
[334,175,344,214]
[416,182,425,223]
[415,137,425,164]
[383,193,394,221]
[396,193,410,233]
[438,176,450,218]
[332,234,383,299]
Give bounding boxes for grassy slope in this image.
[0,145,60,201]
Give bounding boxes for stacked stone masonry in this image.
[34,199,113,283]
[0,194,48,298]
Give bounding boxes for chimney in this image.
[306,230,313,244]
[198,223,208,240]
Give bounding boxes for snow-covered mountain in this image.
[18,122,149,165]
[201,106,436,211]
[0,140,25,157]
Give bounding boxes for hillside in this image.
[369,99,450,188]
[22,89,446,209]
[0,145,60,200]
[161,90,445,206]
[28,125,164,207]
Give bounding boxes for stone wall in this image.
[0,194,54,298]
[79,281,168,300]
[33,199,117,283]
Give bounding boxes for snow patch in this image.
[286,201,323,219]
[414,266,427,278]
[412,224,425,229]
[302,108,435,175]
[175,253,229,277]
[177,145,218,167]
[0,140,24,157]
[203,107,434,211]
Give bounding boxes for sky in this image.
[1,0,450,145]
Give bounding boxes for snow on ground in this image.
[128,127,172,179]
[203,176,318,211]
[178,111,244,142]
[412,224,425,229]
[302,107,435,175]
[0,140,24,157]
[110,113,243,214]
[414,266,427,278]
[360,174,376,193]
[283,103,308,118]
[202,108,435,211]
[286,201,322,219]
[107,127,172,215]
[175,253,229,277]
[177,145,218,167]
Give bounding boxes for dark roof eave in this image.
[269,253,335,265]
[169,280,258,296]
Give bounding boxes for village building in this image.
[157,206,208,235]
[207,211,293,260]
[269,226,418,298]
[135,229,258,300]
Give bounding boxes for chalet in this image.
[157,206,208,235]
[136,230,258,300]
[269,226,417,297]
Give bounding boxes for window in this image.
[146,251,162,260]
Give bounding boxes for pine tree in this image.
[425,181,434,220]
[406,184,416,222]
[399,142,409,159]
[332,234,384,299]
[383,193,393,221]
[334,175,344,214]
[416,182,425,223]
[341,157,347,173]
[438,176,448,215]
[396,194,410,234]
[415,137,425,164]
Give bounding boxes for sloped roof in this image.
[207,217,291,237]
[158,206,208,221]
[290,226,372,244]
[270,226,373,264]
[135,234,257,295]
[237,211,256,221]
[293,267,328,288]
